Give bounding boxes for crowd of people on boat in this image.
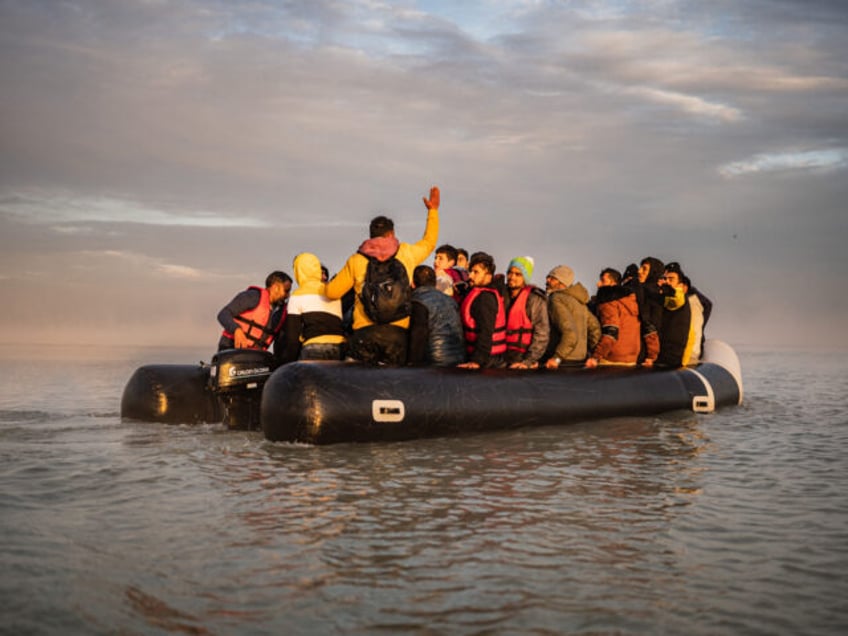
[216,186,712,370]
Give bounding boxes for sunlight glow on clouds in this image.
[86,250,219,280]
[2,191,269,228]
[719,149,848,178]
[155,263,206,279]
[1,0,846,347]
[627,86,743,123]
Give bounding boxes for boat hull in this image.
[260,340,743,445]
[120,364,221,424]
[120,340,742,441]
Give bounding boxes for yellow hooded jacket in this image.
[323,207,439,331]
[289,252,345,347]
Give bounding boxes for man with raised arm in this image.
[324,186,440,365]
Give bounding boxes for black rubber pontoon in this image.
[121,363,221,424]
[260,339,743,445]
[120,349,275,428]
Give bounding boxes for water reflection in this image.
[174,415,715,632]
[5,347,846,634]
[124,586,212,635]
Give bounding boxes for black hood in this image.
[642,257,665,285]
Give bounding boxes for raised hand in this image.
[422,186,440,211]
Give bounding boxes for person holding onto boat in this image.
[457,252,507,369]
[504,256,550,369]
[407,265,466,367]
[216,271,292,352]
[323,186,440,365]
[543,265,600,369]
[277,253,346,363]
[585,267,641,368]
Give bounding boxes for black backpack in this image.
[359,252,412,324]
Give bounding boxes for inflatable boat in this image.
[121,339,743,444]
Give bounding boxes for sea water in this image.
[1,344,846,635]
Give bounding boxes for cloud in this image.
[0,0,847,347]
[624,86,743,122]
[719,149,848,178]
[0,190,269,228]
[75,249,235,281]
[156,263,206,279]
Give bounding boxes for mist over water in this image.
[1,344,846,635]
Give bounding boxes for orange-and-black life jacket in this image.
[460,286,507,356]
[505,285,534,355]
[221,287,284,350]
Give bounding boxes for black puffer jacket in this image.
[409,286,466,366]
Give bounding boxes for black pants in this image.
[349,325,408,366]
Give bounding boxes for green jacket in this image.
[547,283,600,361]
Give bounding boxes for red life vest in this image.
[506,285,534,355]
[461,286,507,356]
[221,286,285,350]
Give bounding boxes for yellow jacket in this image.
[290,252,345,346]
[324,208,439,330]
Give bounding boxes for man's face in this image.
[638,263,650,284]
[269,281,292,304]
[434,252,454,272]
[546,275,563,293]
[663,271,680,288]
[468,263,492,288]
[506,266,526,290]
[456,253,468,269]
[598,272,616,288]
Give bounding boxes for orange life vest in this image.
[221,287,283,350]
[505,285,534,355]
[460,286,507,356]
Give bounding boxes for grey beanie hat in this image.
[547,265,574,287]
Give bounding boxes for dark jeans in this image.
[349,325,408,366]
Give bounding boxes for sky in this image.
[1,0,847,350]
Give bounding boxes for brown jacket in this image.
[591,285,641,364]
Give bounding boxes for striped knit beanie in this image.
[508,256,535,283]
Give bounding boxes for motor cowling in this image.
[208,349,274,429]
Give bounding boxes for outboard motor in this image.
[208,349,275,430]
